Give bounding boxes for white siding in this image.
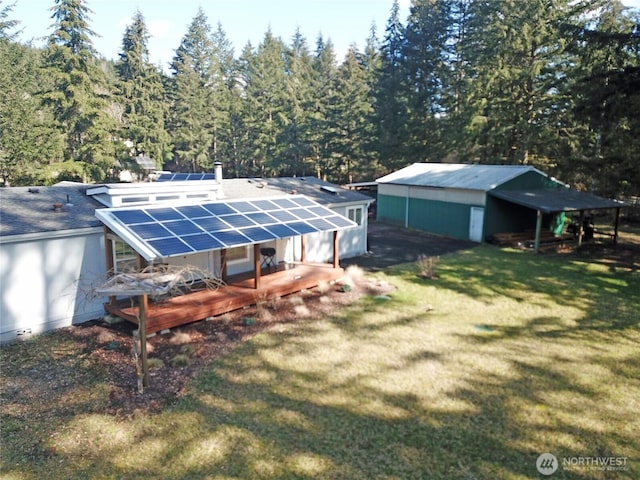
[1,232,107,343]
[304,204,368,263]
[379,183,485,206]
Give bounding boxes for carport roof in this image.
[488,188,626,214]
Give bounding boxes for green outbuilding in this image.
[376,163,624,249]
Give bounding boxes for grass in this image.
[1,245,639,479]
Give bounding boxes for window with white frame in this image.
[112,238,140,273]
[347,206,363,226]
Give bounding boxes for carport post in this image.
[534,209,543,254]
[577,210,585,248]
[614,207,620,245]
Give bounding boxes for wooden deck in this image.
[104,263,345,334]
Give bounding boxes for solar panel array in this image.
[156,172,216,182]
[103,196,356,258]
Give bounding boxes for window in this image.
[113,238,140,273]
[347,207,363,226]
[226,245,249,263]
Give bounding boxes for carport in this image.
[488,189,626,253]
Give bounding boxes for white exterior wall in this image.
[0,230,107,343]
[304,203,369,263]
[379,183,485,206]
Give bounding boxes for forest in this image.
[0,0,638,198]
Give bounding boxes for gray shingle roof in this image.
[221,176,374,205]
[0,184,104,237]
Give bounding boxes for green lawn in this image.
[1,245,639,479]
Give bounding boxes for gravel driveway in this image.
[342,221,477,271]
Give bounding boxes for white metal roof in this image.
[86,180,222,208]
[376,163,546,191]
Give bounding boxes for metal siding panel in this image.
[377,194,407,225]
[407,198,472,240]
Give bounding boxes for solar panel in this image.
[97,194,358,260]
[229,201,259,213]
[148,237,192,255]
[183,233,224,250]
[250,199,278,211]
[150,207,184,221]
[155,172,217,182]
[265,224,299,238]
[162,220,202,236]
[246,211,276,225]
[240,226,277,242]
[307,218,335,231]
[130,223,171,239]
[193,216,230,231]
[289,207,315,219]
[271,198,297,209]
[291,196,316,207]
[112,210,154,224]
[212,230,251,247]
[269,210,298,222]
[221,214,256,228]
[202,203,236,216]
[326,215,355,228]
[287,221,318,235]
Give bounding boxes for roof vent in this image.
[28,188,40,193]
[321,185,338,195]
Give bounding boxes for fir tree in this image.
[116,10,171,169]
[43,0,119,181]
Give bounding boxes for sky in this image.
[9,0,639,72]
[10,0,411,70]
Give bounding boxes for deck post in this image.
[104,227,116,306]
[333,230,340,268]
[139,294,149,389]
[221,249,228,281]
[254,243,261,289]
[300,235,306,263]
[534,210,542,254]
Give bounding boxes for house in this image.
[0,174,373,342]
[0,184,108,343]
[376,163,624,247]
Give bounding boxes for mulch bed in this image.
[50,274,396,417]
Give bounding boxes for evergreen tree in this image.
[0,0,19,40]
[240,30,288,176]
[43,0,119,181]
[281,28,315,176]
[0,41,63,185]
[208,22,237,169]
[375,0,410,172]
[309,35,338,179]
[169,8,215,172]
[403,0,452,162]
[462,0,574,166]
[325,46,374,183]
[568,0,640,195]
[116,10,171,168]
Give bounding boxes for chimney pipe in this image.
[214,162,223,181]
